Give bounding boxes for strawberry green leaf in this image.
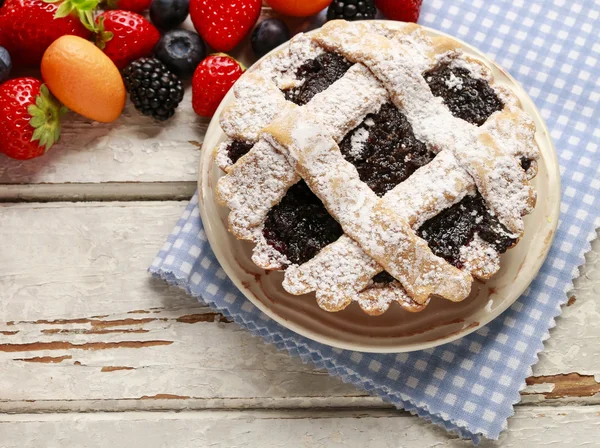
[48,0,100,32]
[74,0,99,10]
[53,126,62,144]
[29,116,46,128]
[54,1,75,18]
[78,10,98,33]
[94,15,114,49]
[27,85,68,153]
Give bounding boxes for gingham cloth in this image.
[150,0,600,442]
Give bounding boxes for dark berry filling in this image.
[226,140,253,164]
[262,102,433,268]
[262,56,514,284]
[424,62,504,126]
[417,193,516,268]
[283,53,353,106]
[263,181,343,265]
[520,157,532,172]
[372,271,396,284]
[339,103,435,197]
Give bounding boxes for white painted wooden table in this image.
[1,11,600,448]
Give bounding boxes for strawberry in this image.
[375,0,422,22]
[95,10,160,69]
[104,0,151,13]
[190,0,261,52]
[192,53,244,117]
[0,78,67,160]
[0,0,92,67]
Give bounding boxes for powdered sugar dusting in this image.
[221,74,287,142]
[357,281,427,315]
[383,151,474,228]
[252,227,291,270]
[315,20,537,236]
[216,138,300,240]
[459,235,501,279]
[215,140,233,172]
[265,107,472,304]
[253,33,324,90]
[349,127,369,159]
[483,108,539,180]
[303,63,388,140]
[216,20,540,314]
[283,234,379,311]
[445,72,464,90]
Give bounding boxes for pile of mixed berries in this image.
[0,0,422,160]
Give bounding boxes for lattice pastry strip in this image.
[392,23,539,182]
[263,105,472,304]
[215,21,540,314]
[217,63,388,240]
[314,20,536,236]
[282,151,506,315]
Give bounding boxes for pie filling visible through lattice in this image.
[214,21,540,316]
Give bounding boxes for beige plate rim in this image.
[198,21,561,353]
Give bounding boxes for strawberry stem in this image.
[43,0,100,33]
[28,85,68,152]
[93,15,114,49]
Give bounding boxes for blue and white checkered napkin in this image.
[150,0,600,442]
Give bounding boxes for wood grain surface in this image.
[2,407,600,448]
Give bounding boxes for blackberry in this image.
[327,0,376,22]
[122,57,184,121]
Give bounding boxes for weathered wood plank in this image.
[0,11,320,201]
[2,407,600,447]
[0,202,364,408]
[0,202,598,412]
[0,99,204,186]
[0,182,196,202]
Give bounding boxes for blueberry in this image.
[149,0,189,30]
[251,19,290,59]
[154,29,206,78]
[0,46,11,84]
[303,9,328,32]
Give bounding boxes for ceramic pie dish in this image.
[198,20,560,353]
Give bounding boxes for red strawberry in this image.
[0,0,91,67]
[0,78,67,160]
[375,0,422,22]
[104,0,151,13]
[192,53,244,117]
[190,0,261,52]
[96,10,160,69]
